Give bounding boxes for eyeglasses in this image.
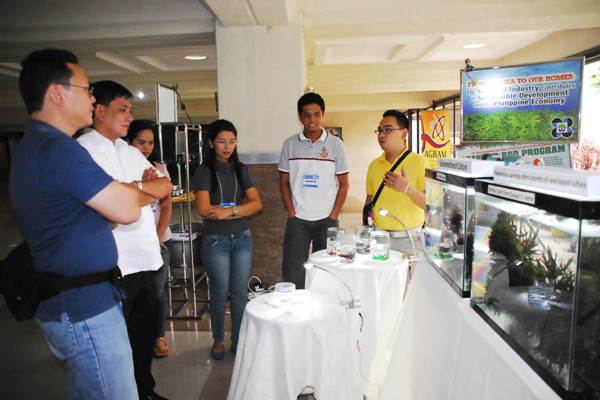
[374,127,404,135]
[57,82,95,96]
[214,139,237,146]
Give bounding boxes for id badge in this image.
[303,174,319,188]
[220,202,237,207]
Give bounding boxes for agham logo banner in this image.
[420,109,452,165]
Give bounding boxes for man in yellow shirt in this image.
[365,110,427,255]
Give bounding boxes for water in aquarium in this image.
[424,174,477,297]
[471,183,600,397]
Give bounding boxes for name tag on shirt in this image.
[303,174,319,188]
[220,202,237,207]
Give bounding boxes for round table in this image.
[227,290,358,400]
[306,249,409,399]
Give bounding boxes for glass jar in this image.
[326,227,345,256]
[370,230,390,261]
[354,226,373,254]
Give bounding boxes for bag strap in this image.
[33,267,120,296]
[370,149,412,207]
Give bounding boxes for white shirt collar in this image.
[298,127,327,143]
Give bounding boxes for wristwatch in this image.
[232,206,238,216]
[135,180,143,190]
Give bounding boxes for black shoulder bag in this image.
[0,241,120,321]
[362,150,411,226]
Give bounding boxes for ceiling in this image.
[1,0,599,132]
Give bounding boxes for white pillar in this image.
[215,15,305,156]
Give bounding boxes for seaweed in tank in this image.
[537,248,574,294]
[449,208,464,244]
[487,211,541,287]
[573,236,600,393]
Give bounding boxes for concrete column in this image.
[215,15,305,155]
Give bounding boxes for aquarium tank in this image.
[424,158,502,297]
[471,165,600,398]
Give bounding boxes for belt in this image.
[385,228,421,239]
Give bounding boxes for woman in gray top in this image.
[192,119,262,360]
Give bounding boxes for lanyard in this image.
[215,171,238,205]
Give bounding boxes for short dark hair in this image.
[127,119,157,143]
[19,49,79,114]
[92,80,133,107]
[297,92,325,114]
[383,110,410,129]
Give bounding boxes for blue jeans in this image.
[201,229,253,346]
[36,304,138,400]
[154,239,172,337]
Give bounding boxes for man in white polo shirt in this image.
[278,92,350,289]
[78,81,172,400]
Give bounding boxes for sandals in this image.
[153,337,170,358]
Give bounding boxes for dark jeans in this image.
[154,239,172,338]
[122,270,159,400]
[282,216,338,289]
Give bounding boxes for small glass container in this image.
[336,244,357,263]
[274,282,296,303]
[354,226,373,254]
[326,227,345,256]
[527,278,553,308]
[370,231,390,261]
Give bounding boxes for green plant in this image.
[488,211,541,286]
[536,248,574,293]
[463,109,579,142]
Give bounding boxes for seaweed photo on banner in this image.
[463,108,580,142]
[461,59,583,143]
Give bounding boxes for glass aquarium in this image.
[471,176,600,398]
[424,158,501,297]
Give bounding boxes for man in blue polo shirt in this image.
[278,92,350,288]
[9,49,149,399]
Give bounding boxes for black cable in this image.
[175,90,194,125]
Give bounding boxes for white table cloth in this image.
[379,260,562,400]
[306,249,409,398]
[227,290,357,400]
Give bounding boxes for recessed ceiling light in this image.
[184,55,207,61]
[463,43,485,49]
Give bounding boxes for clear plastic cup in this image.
[274,282,296,303]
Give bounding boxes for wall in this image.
[215,18,306,155]
[245,164,286,286]
[325,110,389,211]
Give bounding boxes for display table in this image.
[306,249,409,398]
[379,260,562,400]
[227,290,359,400]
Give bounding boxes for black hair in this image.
[127,119,157,143]
[205,119,245,193]
[19,48,79,114]
[127,119,159,162]
[92,80,133,107]
[297,92,325,114]
[383,109,410,130]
